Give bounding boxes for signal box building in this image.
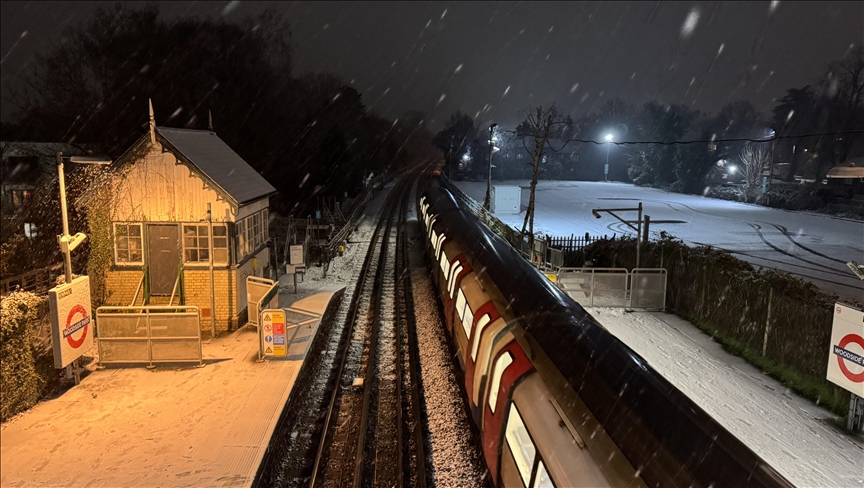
[98,112,276,334]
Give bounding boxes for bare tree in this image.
[519,104,560,259]
[738,143,770,203]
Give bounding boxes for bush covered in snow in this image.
[1,291,44,422]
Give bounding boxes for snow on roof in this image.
[156,127,276,205]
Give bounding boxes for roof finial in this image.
[149,98,156,144]
[208,109,214,132]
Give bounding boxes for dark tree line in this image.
[0,4,434,272]
[435,47,863,198]
[2,4,434,216]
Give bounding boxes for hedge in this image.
[1,291,44,422]
[572,235,853,415]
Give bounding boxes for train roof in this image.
[421,184,791,488]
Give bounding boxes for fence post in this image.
[762,287,774,357]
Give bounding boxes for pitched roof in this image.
[154,127,276,205]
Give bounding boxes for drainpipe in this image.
[208,203,216,338]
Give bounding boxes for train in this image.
[418,185,793,488]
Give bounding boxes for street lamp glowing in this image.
[728,165,737,174]
[604,133,614,142]
[56,152,113,284]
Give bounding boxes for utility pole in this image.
[484,123,497,210]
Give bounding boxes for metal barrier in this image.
[554,268,667,310]
[96,305,202,367]
[556,268,629,307]
[630,268,667,310]
[247,276,278,327]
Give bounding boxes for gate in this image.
[630,268,667,310]
[96,305,201,367]
[555,268,629,307]
[247,276,278,327]
[553,268,667,310]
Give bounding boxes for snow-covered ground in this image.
[454,180,864,302]
[587,307,863,488]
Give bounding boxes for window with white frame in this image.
[183,224,228,265]
[114,223,143,265]
[489,351,513,414]
[236,209,269,260]
[505,405,538,487]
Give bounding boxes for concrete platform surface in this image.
[0,285,345,488]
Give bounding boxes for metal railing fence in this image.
[553,267,667,310]
[247,276,278,327]
[96,305,202,367]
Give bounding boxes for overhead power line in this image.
[497,129,864,153]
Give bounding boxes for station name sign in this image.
[827,303,864,396]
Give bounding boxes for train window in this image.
[430,229,437,247]
[532,461,554,488]
[440,253,450,280]
[462,305,474,340]
[455,289,467,321]
[471,314,491,361]
[489,351,513,414]
[435,234,446,257]
[448,264,463,298]
[505,404,536,487]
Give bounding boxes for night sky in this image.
[1,1,861,130]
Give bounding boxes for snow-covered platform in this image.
[588,307,864,488]
[0,285,345,488]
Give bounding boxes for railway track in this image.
[310,175,428,488]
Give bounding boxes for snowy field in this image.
[454,180,864,302]
[588,307,863,488]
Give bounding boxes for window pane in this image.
[186,249,198,262]
[117,236,128,251]
[130,251,142,262]
[472,314,492,361]
[533,461,554,488]
[129,238,141,251]
[200,249,209,261]
[462,306,474,340]
[214,249,228,264]
[489,352,513,414]
[116,225,128,237]
[184,225,196,236]
[117,250,129,262]
[506,405,536,487]
[129,225,141,236]
[199,225,208,237]
[184,237,197,248]
[214,237,227,248]
[215,225,227,236]
[455,290,466,320]
[449,264,462,298]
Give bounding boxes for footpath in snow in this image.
[587,307,864,488]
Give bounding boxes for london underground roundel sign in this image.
[49,276,94,369]
[827,303,864,397]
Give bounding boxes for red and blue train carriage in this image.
[418,186,793,488]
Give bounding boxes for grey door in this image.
[147,224,180,295]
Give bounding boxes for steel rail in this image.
[308,190,391,487]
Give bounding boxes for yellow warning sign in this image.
[265,346,273,354]
[273,346,286,356]
[263,313,271,321]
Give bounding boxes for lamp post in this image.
[484,123,497,210]
[766,128,776,206]
[604,133,614,181]
[57,152,112,284]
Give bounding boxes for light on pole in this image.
[57,152,112,284]
[604,133,614,181]
[766,128,776,205]
[484,123,497,210]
